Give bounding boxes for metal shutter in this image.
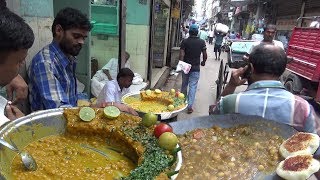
[305,0,320,9]
[275,0,303,16]
[305,0,320,16]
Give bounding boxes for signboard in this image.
[276,17,297,30]
[172,8,180,19]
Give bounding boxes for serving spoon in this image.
[0,138,37,171]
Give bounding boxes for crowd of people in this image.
[0,6,138,125]
[179,22,320,135]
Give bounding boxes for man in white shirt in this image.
[97,51,131,81]
[310,17,320,28]
[244,24,284,59]
[208,29,214,44]
[97,68,134,105]
[91,52,130,97]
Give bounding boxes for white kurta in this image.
[96,80,130,104]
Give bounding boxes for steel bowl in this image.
[122,92,188,120]
[169,114,319,180]
[0,108,182,179]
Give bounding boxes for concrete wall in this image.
[91,35,119,69]
[126,24,149,80]
[125,0,151,80]
[12,0,54,77]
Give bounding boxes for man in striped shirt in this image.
[210,43,320,135]
[28,8,92,111]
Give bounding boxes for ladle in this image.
[0,138,37,171]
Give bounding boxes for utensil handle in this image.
[0,139,19,152]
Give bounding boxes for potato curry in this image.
[177,125,284,179]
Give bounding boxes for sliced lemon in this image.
[145,89,152,95]
[155,89,162,94]
[104,106,121,119]
[79,107,96,122]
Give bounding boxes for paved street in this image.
[163,42,247,121]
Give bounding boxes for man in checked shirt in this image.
[28,8,137,115]
[28,7,92,112]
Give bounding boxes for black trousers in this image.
[208,37,213,44]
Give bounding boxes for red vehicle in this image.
[282,17,320,104]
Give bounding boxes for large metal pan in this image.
[169,114,318,180]
[0,108,182,179]
[122,92,188,120]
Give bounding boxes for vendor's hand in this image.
[228,66,248,87]
[5,104,24,120]
[243,54,249,61]
[6,75,28,105]
[98,102,138,116]
[201,61,206,66]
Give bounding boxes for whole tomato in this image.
[154,123,173,138]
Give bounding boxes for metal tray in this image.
[0,108,182,179]
[169,114,306,180]
[122,92,188,120]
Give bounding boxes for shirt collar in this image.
[247,80,285,91]
[50,41,76,68]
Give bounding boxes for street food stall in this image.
[0,90,319,179]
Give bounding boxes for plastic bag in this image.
[215,23,229,34]
[176,61,192,74]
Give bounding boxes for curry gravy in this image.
[178,125,284,179]
[11,133,135,179]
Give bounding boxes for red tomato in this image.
[175,91,180,97]
[154,123,173,138]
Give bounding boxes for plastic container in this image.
[215,23,229,34]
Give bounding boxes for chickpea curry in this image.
[11,133,135,179]
[123,91,186,114]
[177,125,284,179]
[8,108,176,180]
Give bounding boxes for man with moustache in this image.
[28,8,92,111]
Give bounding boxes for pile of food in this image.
[10,107,180,179]
[276,132,320,180]
[177,125,284,179]
[123,89,186,114]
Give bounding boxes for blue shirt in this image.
[28,41,77,111]
[214,32,225,45]
[212,80,320,135]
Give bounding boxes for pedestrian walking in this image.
[208,29,214,44]
[214,31,226,60]
[179,24,207,114]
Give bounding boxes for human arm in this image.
[98,82,117,103]
[30,61,74,109]
[179,40,185,61]
[6,75,28,105]
[97,102,138,116]
[101,58,118,80]
[179,49,185,62]
[220,66,248,97]
[201,50,207,66]
[102,69,113,80]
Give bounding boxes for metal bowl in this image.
[0,108,182,179]
[122,92,188,120]
[170,114,297,180]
